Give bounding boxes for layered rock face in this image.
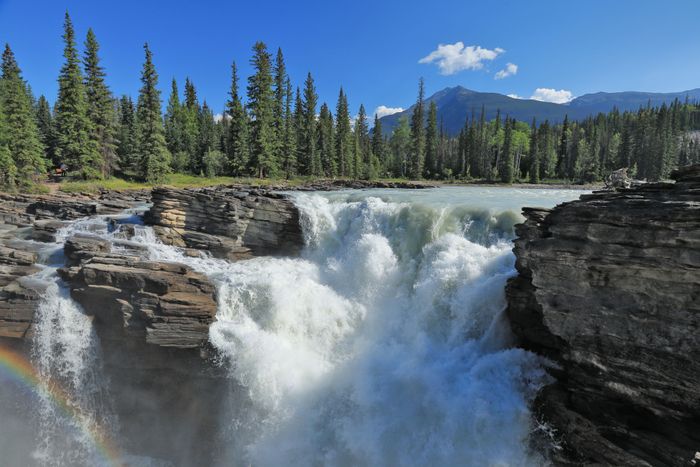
[145,186,304,259]
[58,234,226,465]
[507,165,700,466]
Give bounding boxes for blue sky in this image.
[1,0,699,119]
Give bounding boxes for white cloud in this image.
[529,88,574,104]
[374,105,404,119]
[494,62,518,80]
[419,42,504,75]
[507,93,523,99]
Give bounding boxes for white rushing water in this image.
[1,187,584,466]
[130,186,584,466]
[28,221,119,467]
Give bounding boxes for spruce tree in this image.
[282,77,296,178]
[182,78,200,172]
[54,12,97,179]
[499,118,514,183]
[198,101,216,169]
[300,72,319,175]
[355,104,371,179]
[35,95,55,164]
[292,87,304,177]
[317,103,335,176]
[246,42,276,177]
[528,119,540,184]
[116,95,136,175]
[225,62,249,175]
[273,48,286,163]
[83,28,115,177]
[371,114,385,173]
[135,44,170,183]
[164,78,185,170]
[1,44,46,187]
[408,78,426,179]
[424,101,438,178]
[334,88,352,177]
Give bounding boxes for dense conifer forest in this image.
[1,12,699,190]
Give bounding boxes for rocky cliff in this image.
[145,186,304,259]
[507,165,700,466]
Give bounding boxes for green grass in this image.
[57,174,313,194]
[51,173,599,195]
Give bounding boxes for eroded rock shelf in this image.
[507,165,700,466]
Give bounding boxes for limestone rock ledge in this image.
[144,186,304,259]
[507,165,700,466]
[57,235,225,464]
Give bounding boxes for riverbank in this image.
[5,173,602,196]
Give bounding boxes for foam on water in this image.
[131,187,584,466]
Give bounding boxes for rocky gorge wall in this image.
[507,165,700,466]
[0,186,306,465]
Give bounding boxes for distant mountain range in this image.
[378,86,700,136]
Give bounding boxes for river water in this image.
[0,186,585,466]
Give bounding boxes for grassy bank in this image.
[11,174,601,195]
[57,174,312,194]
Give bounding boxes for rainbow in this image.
[0,345,124,466]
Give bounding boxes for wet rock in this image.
[59,247,217,349]
[145,186,304,259]
[63,234,112,266]
[507,164,700,466]
[31,219,68,242]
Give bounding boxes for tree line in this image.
[1,12,699,190]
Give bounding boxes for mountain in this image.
[378,86,700,136]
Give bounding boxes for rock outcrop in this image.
[145,186,304,259]
[507,165,700,466]
[59,235,217,349]
[0,243,42,339]
[57,234,224,465]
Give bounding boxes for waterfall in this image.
[27,221,118,467]
[131,190,566,466]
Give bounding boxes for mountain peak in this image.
[379,87,700,136]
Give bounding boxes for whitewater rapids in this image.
[0,186,586,466]
[132,187,581,466]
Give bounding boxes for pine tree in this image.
[116,95,136,175]
[83,28,115,177]
[54,12,96,179]
[557,115,570,178]
[182,78,200,172]
[164,78,185,170]
[499,118,514,183]
[355,104,371,179]
[247,41,276,177]
[334,87,352,177]
[1,44,46,187]
[371,114,385,173]
[389,116,411,177]
[135,44,170,183]
[528,119,539,184]
[408,78,426,179]
[282,77,296,178]
[35,95,55,164]
[424,100,438,178]
[300,72,319,175]
[198,101,216,168]
[273,48,286,163]
[317,103,335,176]
[225,62,249,175]
[293,87,304,176]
